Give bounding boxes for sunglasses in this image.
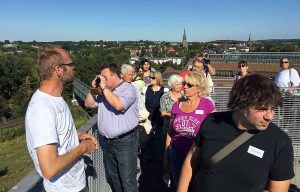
[59,63,76,67]
[238,64,246,68]
[183,81,195,88]
[149,76,156,80]
[281,61,289,64]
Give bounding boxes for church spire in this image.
[247,33,252,48]
[248,33,251,42]
[182,28,187,49]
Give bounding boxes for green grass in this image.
[0,135,33,192]
[0,104,90,192]
[0,125,25,142]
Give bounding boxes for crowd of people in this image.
[25,47,298,192]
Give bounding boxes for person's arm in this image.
[291,68,300,86]
[36,139,98,180]
[266,180,291,192]
[99,75,125,111]
[207,64,216,75]
[177,143,201,192]
[85,77,98,108]
[163,119,173,170]
[161,111,171,117]
[101,87,125,111]
[85,92,96,107]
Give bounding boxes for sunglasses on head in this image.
[149,76,156,80]
[238,64,246,68]
[183,81,195,88]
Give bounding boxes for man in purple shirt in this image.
[85,63,139,192]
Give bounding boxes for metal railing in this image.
[73,78,91,102]
[208,52,300,65]
[11,84,300,191]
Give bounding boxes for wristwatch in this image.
[102,86,109,91]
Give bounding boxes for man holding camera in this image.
[85,63,139,192]
[180,56,215,93]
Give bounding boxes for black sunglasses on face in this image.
[149,76,156,80]
[183,81,195,88]
[238,64,246,68]
[281,61,289,64]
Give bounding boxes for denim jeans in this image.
[168,145,185,189]
[104,128,138,192]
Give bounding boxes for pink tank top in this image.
[170,97,215,156]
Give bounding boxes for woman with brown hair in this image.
[234,60,252,82]
[140,59,155,85]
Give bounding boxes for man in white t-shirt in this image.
[25,48,98,192]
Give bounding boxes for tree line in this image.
[0,42,183,123]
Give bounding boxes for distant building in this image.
[182,28,188,49]
[3,44,17,48]
[247,33,252,48]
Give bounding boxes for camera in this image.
[90,77,102,96]
[95,78,101,87]
[203,58,211,65]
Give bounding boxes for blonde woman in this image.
[164,72,216,188]
[145,71,168,161]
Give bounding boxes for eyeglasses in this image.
[183,81,195,88]
[281,61,289,64]
[59,63,75,68]
[149,76,156,80]
[238,64,246,68]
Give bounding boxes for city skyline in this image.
[1,0,300,42]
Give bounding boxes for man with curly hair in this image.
[177,74,294,192]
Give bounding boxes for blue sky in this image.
[1,0,300,42]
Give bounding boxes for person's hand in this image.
[99,75,107,89]
[78,132,99,149]
[91,75,101,88]
[288,87,296,94]
[81,139,98,154]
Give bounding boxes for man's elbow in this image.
[41,168,58,180]
[85,101,94,108]
[115,105,125,111]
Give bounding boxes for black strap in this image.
[206,131,255,168]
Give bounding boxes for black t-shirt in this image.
[193,111,294,192]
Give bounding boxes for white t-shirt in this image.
[25,90,85,192]
[275,68,300,88]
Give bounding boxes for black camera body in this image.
[203,58,211,65]
[95,78,101,87]
[203,58,211,75]
[90,78,102,96]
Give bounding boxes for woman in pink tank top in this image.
[164,72,216,189]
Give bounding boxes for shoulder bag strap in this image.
[289,69,294,86]
[206,131,254,168]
